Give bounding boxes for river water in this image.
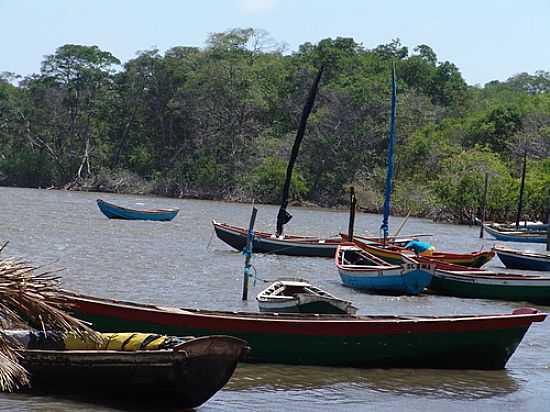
[1,187,549,411]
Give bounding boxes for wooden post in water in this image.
[242,206,258,301]
[480,173,489,239]
[515,151,527,230]
[348,187,356,241]
[546,194,550,252]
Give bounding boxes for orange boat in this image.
[343,236,495,268]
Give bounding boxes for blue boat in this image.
[494,245,550,271]
[335,243,432,295]
[484,224,547,244]
[97,199,179,221]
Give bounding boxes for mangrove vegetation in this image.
[1,28,549,222]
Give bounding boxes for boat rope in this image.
[206,229,215,251]
[240,263,271,286]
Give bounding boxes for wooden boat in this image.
[97,199,179,221]
[493,245,550,271]
[417,257,550,305]
[335,243,432,295]
[213,220,340,257]
[212,220,429,258]
[344,236,495,268]
[256,278,357,315]
[19,335,247,409]
[483,224,547,244]
[63,292,546,369]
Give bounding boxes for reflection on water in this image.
[227,364,520,400]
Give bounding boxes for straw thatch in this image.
[0,242,100,391]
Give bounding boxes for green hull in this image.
[430,276,550,305]
[73,310,529,369]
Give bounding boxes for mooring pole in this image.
[242,206,258,301]
[546,194,550,252]
[515,151,527,230]
[480,173,489,239]
[348,187,356,241]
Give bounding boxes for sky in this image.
[1,0,549,86]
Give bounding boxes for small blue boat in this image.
[97,199,179,221]
[484,224,547,244]
[494,245,550,271]
[335,243,432,295]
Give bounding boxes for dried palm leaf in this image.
[0,254,101,391]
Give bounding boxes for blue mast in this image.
[381,65,397,244]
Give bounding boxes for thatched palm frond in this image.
[0,255,101,391]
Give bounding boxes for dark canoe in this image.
[97,199,179,221]
[212,220,429,258]
[494,246,550,271]
[418,258,550,305]
[20,335,247,409]
[484,224,547,244]
[213,220,340,257]
[64,292,546,369]
[347,237,495,268]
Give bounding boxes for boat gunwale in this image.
[64,292,547,327]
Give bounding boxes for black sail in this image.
[276,66,324,237]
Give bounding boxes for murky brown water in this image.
[1,187,549,411]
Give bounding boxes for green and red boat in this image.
[344,236,495,268]
[63,292,546,370]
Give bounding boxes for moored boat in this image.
[335,243,432,295]
[97,199,179,221]
[346,236,495,268]
[213,220,429,258]
[417,257,550,305]
[18,334,247,409]
[494,245,550,271]
[64,291,546,369]
[483,224,547,244]
[213,220,340,257]
[256,278,357,315]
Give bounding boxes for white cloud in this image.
[239,0,276,15]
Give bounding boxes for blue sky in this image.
[1,0,549,85]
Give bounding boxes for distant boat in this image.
[256,278,357,315]
[18,334,247,409]
[347,237,495,268]
[335,243,432,295]
[64,291,546,369]
[420,257,550,305]
[97,199,179,221]
[483,224,547,244]
[493,245,550,271]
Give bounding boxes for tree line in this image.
[1,28,549,223]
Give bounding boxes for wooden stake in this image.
[242,207,258,301]
[480,173,489,239]
[515,151,527,230]
[348,187,356,241]
[546,194,550,252]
